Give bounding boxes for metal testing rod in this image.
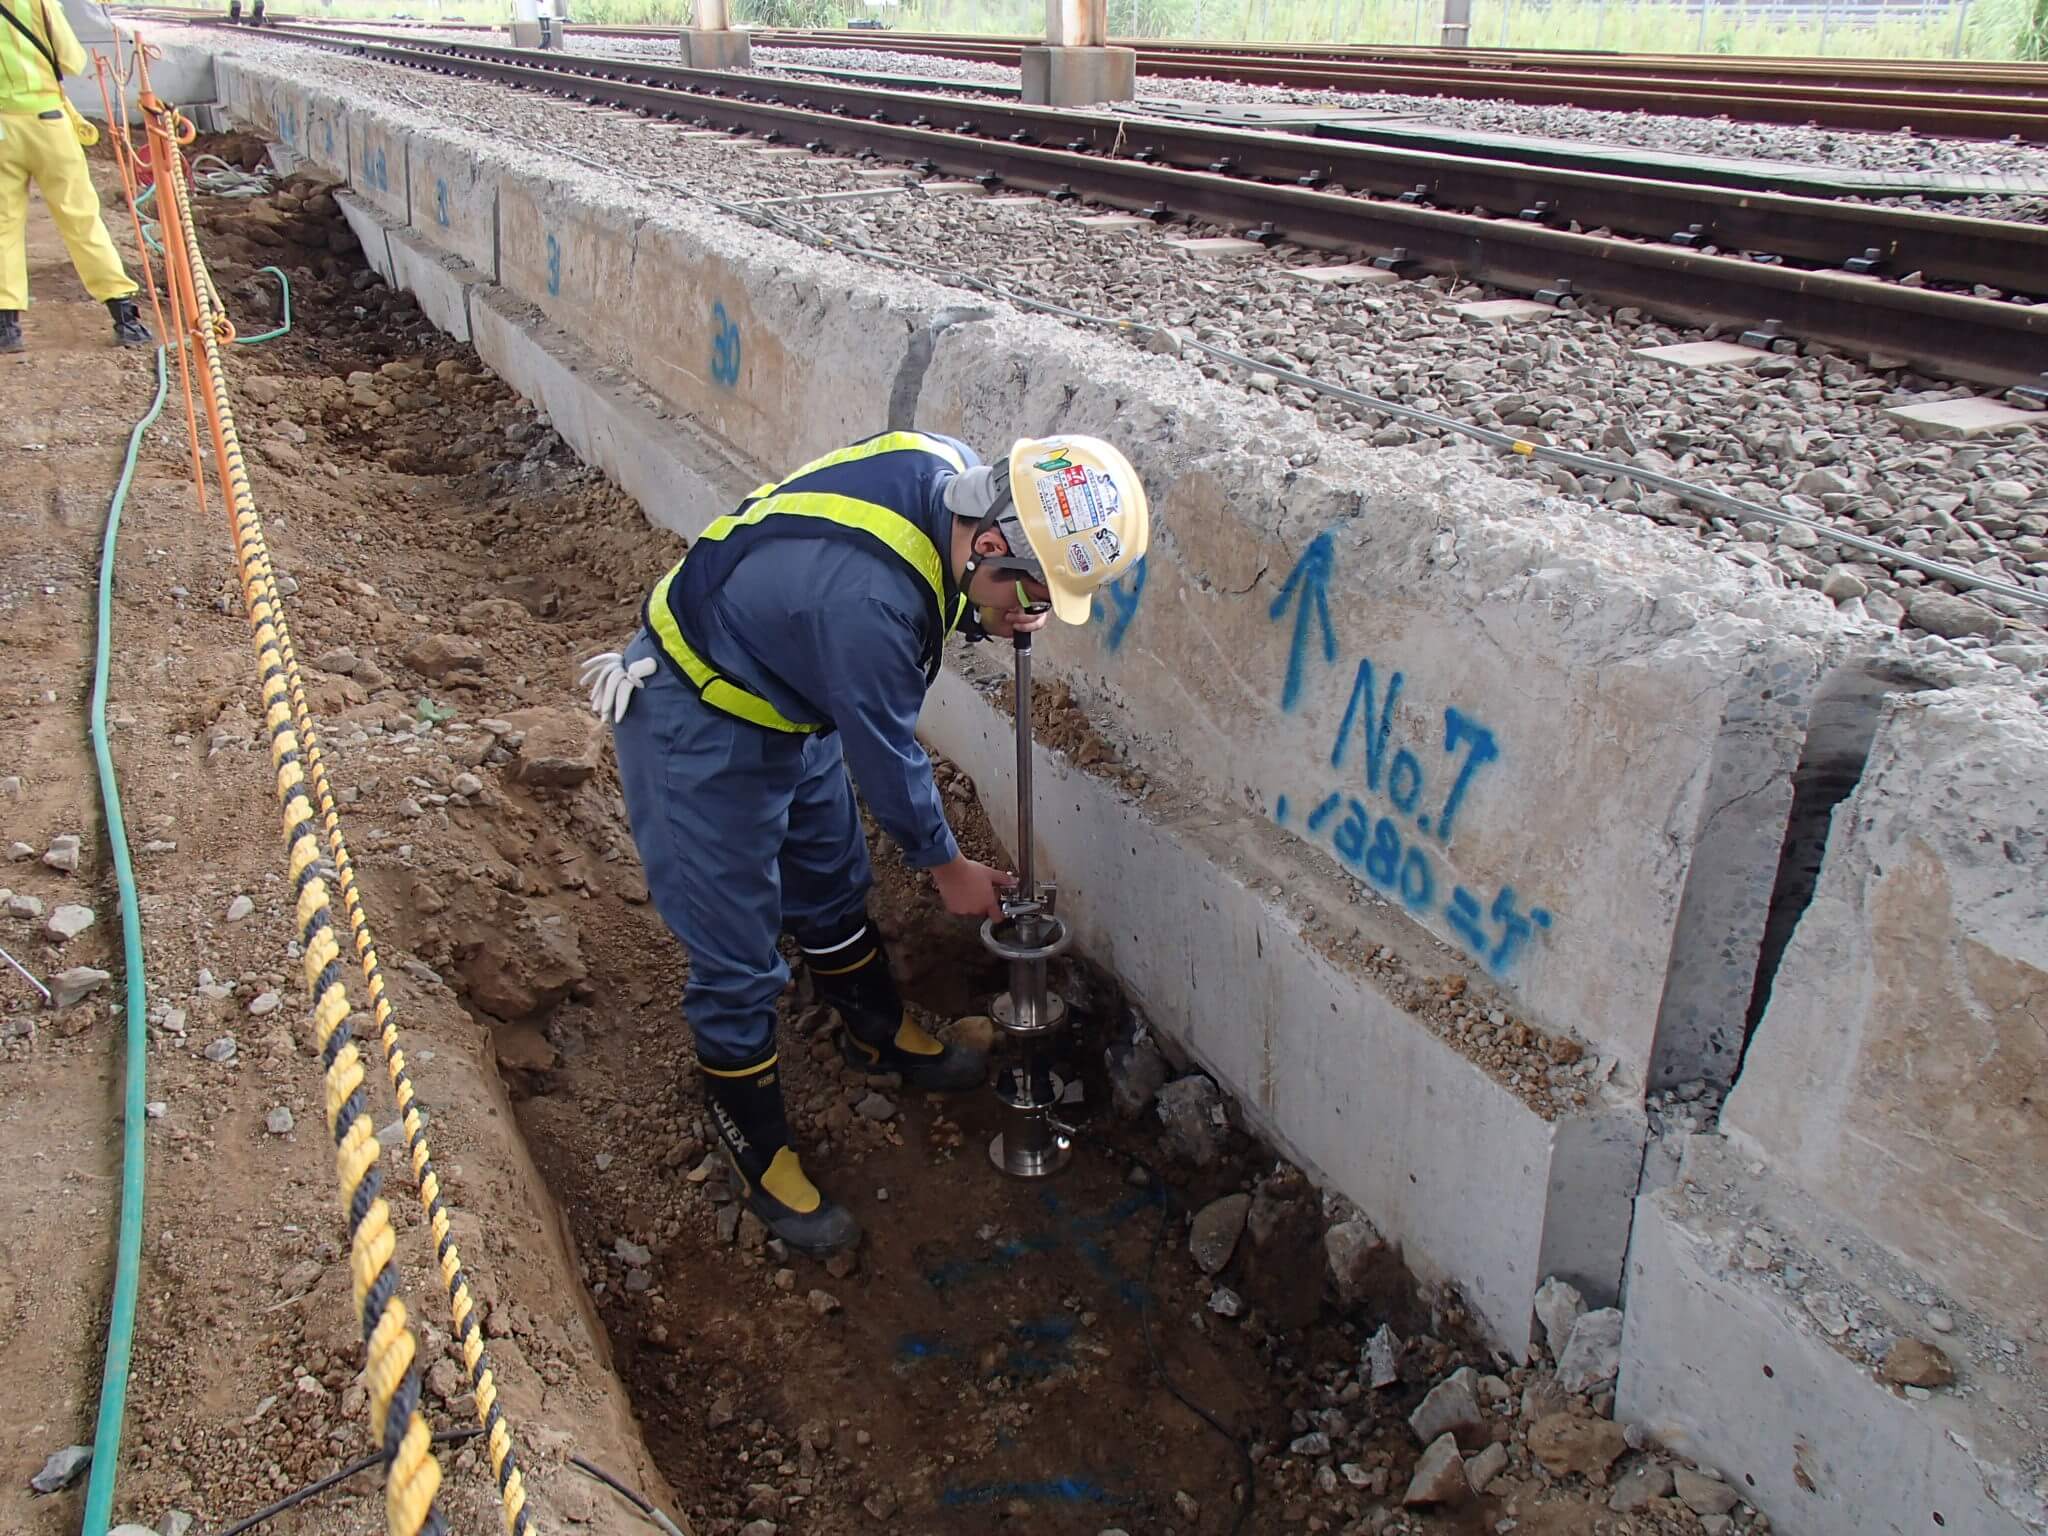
[983,628,1077,1179]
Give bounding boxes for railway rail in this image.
[231,13,2048,137]
[219,24,2048,384]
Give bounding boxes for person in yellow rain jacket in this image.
[0,0,151,352]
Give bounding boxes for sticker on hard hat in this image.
[1038,463,1121,538]
[1090,526,1123,565]
[1065,539,1096,577]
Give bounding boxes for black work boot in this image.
[801,915,987,1092]
[702,1051,860,1258]
[0,311,22,353]
[108,298,152,347]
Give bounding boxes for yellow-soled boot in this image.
[701,1052,860,1257]
[802,915,986,1092]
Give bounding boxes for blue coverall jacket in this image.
[612,432,979,1068]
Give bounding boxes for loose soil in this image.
[1,140,1744,1536]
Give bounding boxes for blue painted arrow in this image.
[1268,532,1338,712]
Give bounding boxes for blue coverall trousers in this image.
[612,628,873,1069]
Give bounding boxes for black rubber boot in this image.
[801,915,986,1092]
[0,312,22,353]
[702,1051,860,1258]
[108,298,152,348]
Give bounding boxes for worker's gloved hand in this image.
[579,650,656,723]
[932,854,1017,922]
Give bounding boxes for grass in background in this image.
[245,0,2048,60]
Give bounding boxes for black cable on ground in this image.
[568,1454,690,1536]
[209,1429,481,1536]
[1119,1146,1257,1536]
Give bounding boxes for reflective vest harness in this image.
[645,432,972,735]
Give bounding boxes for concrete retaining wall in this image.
[1722,685,2048,1339]
[212,56,1864,1097]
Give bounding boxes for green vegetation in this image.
[240,0,2048,61]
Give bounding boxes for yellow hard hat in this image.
[1001,436,1150,625]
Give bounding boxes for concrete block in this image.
[1452,299,1555,325]
[1019,44,1137,107]
[1637,340,1763,371]
[493,171,643,369]
[387,228,480,343]
[915,180,986,197]
[678,28,752,70]
[1283,263,1405,288]
[1722,686,2048,1336]
[1883,398,2041,439]
[407,134,498,278]
[334,190,395,285]
[1165,236,1267,261]
[1073,213,1152,232]
[851,167,911,183]
[749,145,809,158]
[347,111,408,224]
[1618,1138,2045,1536]
[469,288,748,538]
[923,669,1647,1355]
[919,308,1844,1090]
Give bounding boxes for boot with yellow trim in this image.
[701,1049,860,1257]
[800,914,987,1092]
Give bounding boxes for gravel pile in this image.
[212,33,2048,661]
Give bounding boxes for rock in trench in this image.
[1324,1215,1386,1306]
[43,835,81,873]
[1188,1192,1250,1275]
[53,966,112,1009]
[1533,1274,1586,1357]
[1528,1413,1628,1481]
[1105,1030,1169,1119]
[29,1444,92,1493]
[1673,1465,1740,1517]
[1408,1366,1487,1450]
[1555,1306,1624,1392]
[1154,1074,1225,1166]
[46,904,95,942]
[1402,1432,1469,1507]
[1879,1337,1954,1388]
[1610,1461,1674,1511]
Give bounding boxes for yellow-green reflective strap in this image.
[646,565,818,734]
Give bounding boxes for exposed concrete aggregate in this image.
[208,30,2048,665]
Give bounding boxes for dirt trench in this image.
[4,139,1690,1536]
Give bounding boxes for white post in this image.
[1950,0,1971,54]
[1817,0,1831,52]
[1411,0,1424,39]
[1047,0,1104,47]
[696,0,728,29]
[1593,0,1606,45]
[1695,0,1709,49]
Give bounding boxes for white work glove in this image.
[579,651,655,724]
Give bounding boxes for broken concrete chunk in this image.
[1105,1030,1169,1120]
[1533,1274,1586,1357]
[1366,1323,1403,1388]
[1408,1366,1487,1450]
[1188,1192,1250,1275]
[1324,1215,1386,1306]
[1154,1074,1225,1166]
[43,834,81,873]
[1555,1306,1624,1393]
[504,706,601,788]
[613,1237,653,1268]
[1402,1432,1469,1507]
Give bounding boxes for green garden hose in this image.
[81,264,293,1535]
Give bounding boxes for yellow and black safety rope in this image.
[138,91,535,1536]
[158,147,535,1536]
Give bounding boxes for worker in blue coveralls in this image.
[580,430,1149,1257]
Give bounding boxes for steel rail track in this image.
[232,24,2048,384]
[261,27,2048,294]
